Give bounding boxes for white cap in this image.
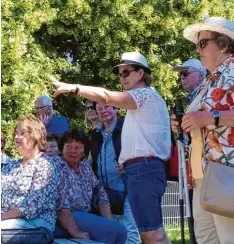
[173,58,207,76]
[112,51,151,74]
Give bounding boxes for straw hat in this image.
[183,16,234,43]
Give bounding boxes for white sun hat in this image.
[173,58,207,76]
[183,16,234,43]
[112,51,151,74]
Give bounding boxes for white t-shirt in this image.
[118,87,171,165]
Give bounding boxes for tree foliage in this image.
[2,0,234,155]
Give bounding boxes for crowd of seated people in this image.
[1,112,128,243]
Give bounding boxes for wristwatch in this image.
[212,110,221,127]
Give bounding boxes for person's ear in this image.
[199,72,204,82]
[47,105,53,114]
[138,69,144,80]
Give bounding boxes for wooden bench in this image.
[54,238,104,244]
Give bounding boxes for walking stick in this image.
[175,100,195,244]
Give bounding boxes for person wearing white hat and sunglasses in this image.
[51,51,172,244]
[171,17,234,244]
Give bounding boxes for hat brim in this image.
[173,65,193,72]
[183,23,234,43]
[112,61,151,74]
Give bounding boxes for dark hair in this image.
[210,32,234,54]
[83,99,96,109]
[131,64,153,86]
[59,127,91,157]
[46,133,59,143]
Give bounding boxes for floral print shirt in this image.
[198,54,234,168]
[1,153,60,229]
[56,158,109,212]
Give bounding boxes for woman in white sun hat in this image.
[51,51,172,244]
[171,16,234,244]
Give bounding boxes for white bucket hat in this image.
[173,59,207,76]
[183,16,234,43]
[112,51,151,74]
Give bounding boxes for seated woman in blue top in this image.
[1,116,60,232]
[54,127,127,243]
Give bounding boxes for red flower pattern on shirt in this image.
[211,87,225,102]
[198,55,234,168]
[207,133,223,152]
[226,93,234,106]
[227,128,234,147]
[214,102,230,111]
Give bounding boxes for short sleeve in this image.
[126,88,158,109]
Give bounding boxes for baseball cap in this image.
[173,59,207,76]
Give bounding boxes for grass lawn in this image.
[167,229,190,244]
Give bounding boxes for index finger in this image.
[49,76,61,87]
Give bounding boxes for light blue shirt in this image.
[96,119,125,192]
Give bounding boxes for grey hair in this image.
[131,65,153,86]
[211,32,234,54]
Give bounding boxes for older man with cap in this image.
[173,59,206,244]
[34,95,70,136]
[173,59,207,104]
[51,51,172,244]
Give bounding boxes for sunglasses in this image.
[85,105,95,111]
[196,38,216,49]
[118,69,136,78]
[179,70,197,77]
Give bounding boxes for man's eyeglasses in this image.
[179,70,197,78]
[196,38,216,49]
[35,105,50,111]
[118,69,136,78]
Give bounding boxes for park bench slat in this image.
[53,239,77,244]
[54,238,104,244]
[69,238,104,244]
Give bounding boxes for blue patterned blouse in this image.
[1,153,60,230]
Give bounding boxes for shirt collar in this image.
[187,86,200,104]
[96,117,118,134]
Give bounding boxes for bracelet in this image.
[75,85,80,94]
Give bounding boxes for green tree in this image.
[2,0,234,155]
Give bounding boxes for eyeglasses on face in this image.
[196,38,216,49]
[85,105,95,111]
[118,69,136,78]
[35,105,50,111]
[179,70,197,78]
[14,131,30,138]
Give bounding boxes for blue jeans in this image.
[112,197,140,244]
[54,211,127,244]
[125,158,167,232]
[1,218,53,231]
